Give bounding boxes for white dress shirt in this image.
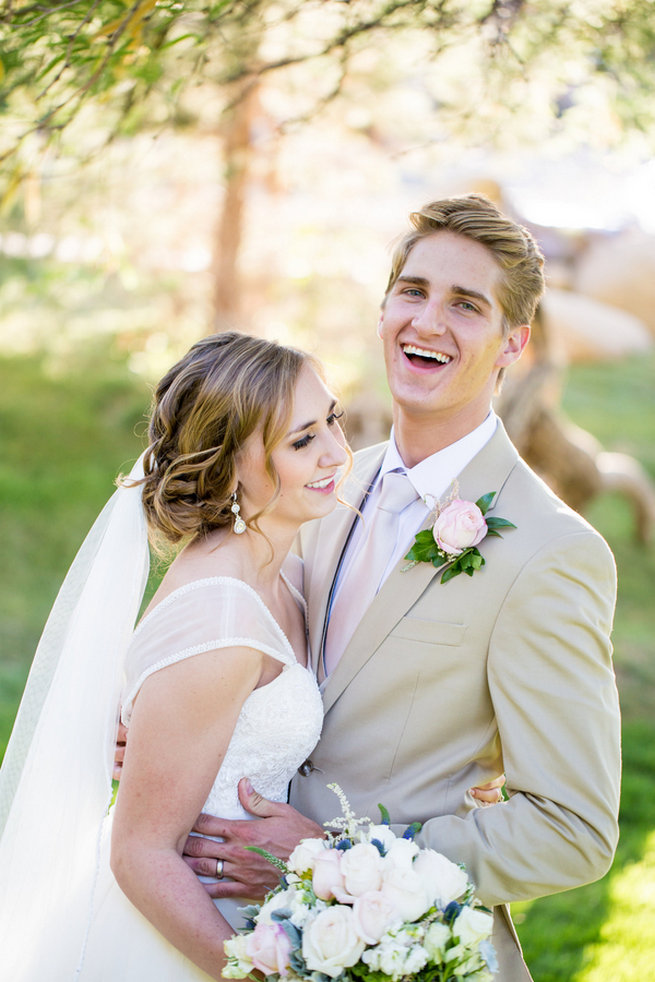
[333,412,498,598]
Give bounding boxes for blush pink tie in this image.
[323,469,418,676]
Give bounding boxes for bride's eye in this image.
[327,410,344,427]
[292,433,315,451]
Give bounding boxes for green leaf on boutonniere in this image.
[485,519,516,542]
[485,516,516,531]
[475,491,496,515]
[404,531,443,566]
[441,547,486,583]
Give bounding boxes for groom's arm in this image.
[411,529,620,906]
[183,778,505,899]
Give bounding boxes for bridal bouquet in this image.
[223,786,497,982]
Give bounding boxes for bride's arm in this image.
[110,644,262,982]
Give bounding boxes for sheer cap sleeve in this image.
[121,577,298,724]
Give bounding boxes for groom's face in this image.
[378,231,527,435]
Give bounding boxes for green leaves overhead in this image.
[2,0,655,171]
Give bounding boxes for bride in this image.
[0,331,502,981]
[0,332,347,981]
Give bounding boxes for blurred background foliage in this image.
[1,2,655,980]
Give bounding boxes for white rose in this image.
[413,849,470,908]
[339,843,384,898]
[302,906,366,977]
[383,837,419,870]
[256,888,296,925]
[366,825,398,852]
[453,907,494,947]
[352,890,400,944]
[288,837,329,875]
[381,865,431,922]
[423,921,451,962]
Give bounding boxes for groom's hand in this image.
[112,721,128,781]
[182,778,325,900]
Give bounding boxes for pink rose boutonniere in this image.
[403,491,516,584]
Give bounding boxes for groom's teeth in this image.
[307,476,333,489]
[403,344,451,363]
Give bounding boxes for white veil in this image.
[0,455,150,976]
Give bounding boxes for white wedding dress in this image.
[20,574,324,982]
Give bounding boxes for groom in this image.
[186,194,621,980]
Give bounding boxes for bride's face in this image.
[237,364,348,531]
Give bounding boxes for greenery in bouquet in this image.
[223,785,497,982]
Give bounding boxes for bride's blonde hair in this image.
[138,332,313,547]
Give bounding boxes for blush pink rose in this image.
[312,849,346,901]
[246,921,292,976]
[432,500,487,556]
[352,890,399,943]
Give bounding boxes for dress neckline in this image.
[134,574,309,668]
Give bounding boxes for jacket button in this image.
[298,759,314,776]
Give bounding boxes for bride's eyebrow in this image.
[286,399,338,436]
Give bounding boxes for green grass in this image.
[1,345,654,981]
[0,345,149,752]
[511,352,655,980]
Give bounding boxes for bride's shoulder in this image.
[141,568,256,619]
[142,532,240,614]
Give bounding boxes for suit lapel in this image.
[321,422,520,713]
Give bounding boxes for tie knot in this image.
[376,470,418,515]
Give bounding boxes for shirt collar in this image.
[380,413,498,506]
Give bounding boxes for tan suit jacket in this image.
[290,422,620,981]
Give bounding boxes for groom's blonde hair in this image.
[385,193,545,334]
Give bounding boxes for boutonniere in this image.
[403,489,516,583]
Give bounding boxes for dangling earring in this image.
[230,490,246,535]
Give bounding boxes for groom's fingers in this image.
[112,721,128,781]
[182,825,281,899]
[237,777,325,845]
[182,780,325,899]
[470,773,506,803]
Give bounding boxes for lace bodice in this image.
[121,575,323,819]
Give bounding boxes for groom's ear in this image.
[496,324,530,368]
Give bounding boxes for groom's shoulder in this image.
[505,450,614,561]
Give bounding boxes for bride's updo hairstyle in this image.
[140,331,311,547]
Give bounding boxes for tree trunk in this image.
[211,81,258,329]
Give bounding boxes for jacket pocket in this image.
[391,617,466,647]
